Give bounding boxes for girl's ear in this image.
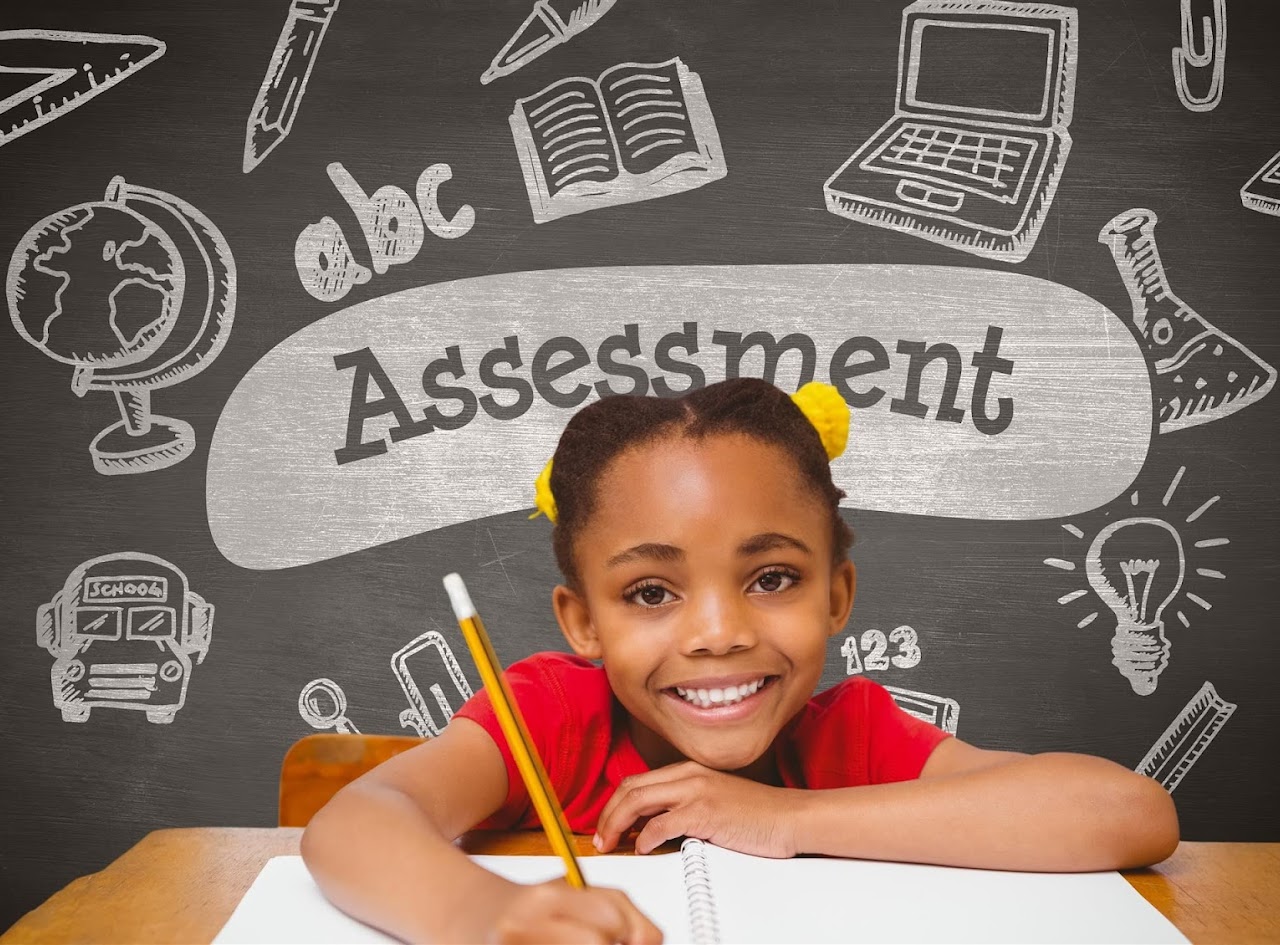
[828,559,857,637]
[553,584,603,659]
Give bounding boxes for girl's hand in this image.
[468,877,664,944]
[594,761,805,857]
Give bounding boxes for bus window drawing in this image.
[37,553,213,724]
[840,625,923,675]
[1044,466,1230,697]
[1240,149,1280,217]
[7,175,237,475]
[509,57,727,224]
[1136,681,1235,792]
[298,677,361,733]
[243,0,341,173]
[883,685,960,735]
[0,30,166,151]
[391,629,474,738]
[1100,208,1275,434]
[823,0,1077,263]
[1172,0,1226,112]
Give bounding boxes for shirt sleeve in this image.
[863,680,952,783]
[451,654,568,828]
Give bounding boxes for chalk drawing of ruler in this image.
[1136,681,1236,791]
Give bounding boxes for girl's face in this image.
[553,432,856,778]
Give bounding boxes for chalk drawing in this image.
[298,677,361,733]
[243,0,341,173]
[823,1,1077,263]
[7,175,236,475]
[0,30,166,150]
[1045,466,1230,696]
[883,685,960,734]
[841,625,922,674]
[1136,681,1236,791]
[482,0,617,85]
[1240,149,1280,217]
[1100,208,1274,433]
[295,162,473,302]
[37,553,213,724]
[392,629,474,738]
[1172,0,1226,112]
[510,57,727,224]
[207,264,1153,569]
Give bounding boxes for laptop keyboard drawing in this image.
[824,1,1078,262]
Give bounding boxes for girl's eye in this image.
[626,583,675,607]
[752,569,799,594]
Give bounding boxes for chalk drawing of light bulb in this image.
[1085,518,1185,696]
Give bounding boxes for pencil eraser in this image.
[443,573,476,619]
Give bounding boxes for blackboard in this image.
[3,0,1279,929]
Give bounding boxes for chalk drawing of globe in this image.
[7,202,185,366]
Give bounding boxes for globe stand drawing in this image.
[89,389,195,475]
[7,175,236,477]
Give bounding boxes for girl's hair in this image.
[549,377,854,588]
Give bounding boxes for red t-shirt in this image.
[453,652,950,832]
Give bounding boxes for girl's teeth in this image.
[674,679,765,708]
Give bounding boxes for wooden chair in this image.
[279,732,424,827]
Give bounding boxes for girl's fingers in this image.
[596,780,690,850]
[633,811,685,855]
[599,887,665,944]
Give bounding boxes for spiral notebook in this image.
[215,841,1187,944]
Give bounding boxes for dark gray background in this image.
[3,0,1279,930]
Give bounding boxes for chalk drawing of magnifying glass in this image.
[297,677,362,733]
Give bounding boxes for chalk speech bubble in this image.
[208,264,1151,570]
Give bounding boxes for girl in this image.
[302,378,1179,944]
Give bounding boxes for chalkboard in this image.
[3,0,1279,929]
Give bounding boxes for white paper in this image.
[702,845,1188,944]
[215,851,1188,945]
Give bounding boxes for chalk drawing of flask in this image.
[1099,208,1275,432]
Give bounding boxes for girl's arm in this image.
[595,742,1179,873]
[301,718,660,943]
[790,740,1180,871]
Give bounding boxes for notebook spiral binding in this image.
[680,838,721,945]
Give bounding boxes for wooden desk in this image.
[4,829,1278,944]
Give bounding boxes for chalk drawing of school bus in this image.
[37,553,213,723]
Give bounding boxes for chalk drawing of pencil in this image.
[481,0,616,86]
[242,0,340,173]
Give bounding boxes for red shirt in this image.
[453,652,950,832]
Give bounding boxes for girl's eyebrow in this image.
[738,532,812,557]
[605,533,811,569]
[606,542,684,568]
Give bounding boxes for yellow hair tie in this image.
[790,381,850,460]
[530,382,850,525]
[530,457,558,523]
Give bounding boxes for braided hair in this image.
[548,377,854,589]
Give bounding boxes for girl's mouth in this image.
[666,675,777,710]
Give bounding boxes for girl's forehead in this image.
[589,433,825,527]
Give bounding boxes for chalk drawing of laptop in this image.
[824,1,1078,263]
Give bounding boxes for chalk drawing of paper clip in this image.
[391,630,474,737]
[1172,0,1226,112]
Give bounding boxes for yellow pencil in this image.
[443,572,587,888]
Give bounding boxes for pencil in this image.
[480,0,617,85]
[443,572,587,888]
[243,0,340,173]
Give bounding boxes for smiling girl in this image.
[302,377,1179,944]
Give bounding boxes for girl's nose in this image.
[679,592,757,655]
